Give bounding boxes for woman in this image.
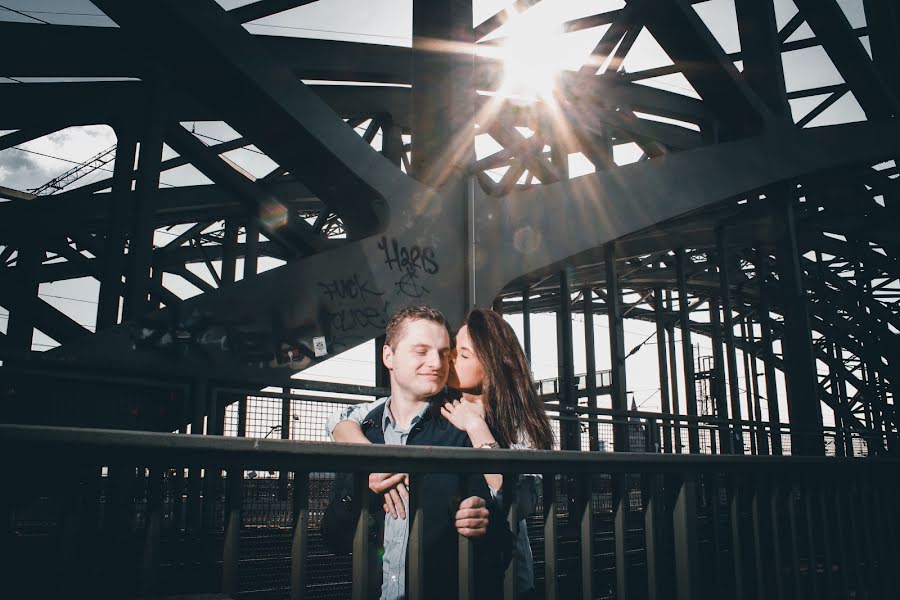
[325,308,553,599]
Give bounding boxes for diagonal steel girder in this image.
[52,115,900,377]
[89,0,398,238]
[472,119,900,304]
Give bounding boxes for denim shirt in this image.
[378,397,431,600]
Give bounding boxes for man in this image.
[325,305,509,600]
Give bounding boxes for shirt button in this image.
[391,576,397,581]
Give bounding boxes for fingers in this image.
[455,508,489,538]
[368,472,406,494]
[458,496,486,510]
[455,495,489,537]
[397,482,409,505]
[386,488,406,519]
[382,487,398,519]
[457,526,488,538]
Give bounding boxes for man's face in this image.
[383,318,451,400]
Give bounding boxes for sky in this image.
[0,0,880,436]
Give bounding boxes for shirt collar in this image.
[382,396,431,431]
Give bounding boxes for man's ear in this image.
[382,344,393,370]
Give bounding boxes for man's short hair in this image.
[384,305,450,349]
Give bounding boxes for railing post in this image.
[140,468,163,598]
[502,473,519,600]
[786,484,804,600]
[814,478,835,599]
[729,475,748,600]
[802,478,821,599]
[831,481,851,599]
[644,472,663,600]
[351,473,371,600]
[543,474,558,600]
[458,475,474,600]
[769,481,787,600]
[577,473,594,600]
[672,473,699,600]
[707,472,725,594]
[58,469,85,593]
[613,474,628,599]
[408,474,425,600]
[289,472,309,600]
[221,466,242,596]
[750,476,771,600]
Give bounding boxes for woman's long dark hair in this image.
[464,308,554,450]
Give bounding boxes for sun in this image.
[496,9,565,103]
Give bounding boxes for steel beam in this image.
[124,82,166,321]
[734,0,790,119]
[474,119,900,305]
[629,0,772,139]
[717,228,744,452]
[90,0,406,237]
[227,0,318,24]
[583,288,599,451]
[654,289,674,453]
[774,191,824,455]
[709,295,732,453]
[864,0,900,96]
[794,0,900,119]
[675,249,700,453]
[605,245,629,452]
[97,131,137,331]
[556,269,579,451]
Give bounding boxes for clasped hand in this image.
[367,472,489,538]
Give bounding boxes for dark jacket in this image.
[324,401,512,600]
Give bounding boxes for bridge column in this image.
[775,190,824,455]
[522,287,532,365]
[709,295,731,453]
[97,128,137,330]
[666,291,683,453]
[583,287,599,451]
[756,249,783,455]
[6,237,42,350]
[556,268,579,451]
[124,79,167,321]
[605,243,629,453]
[716,227,744,453]
[675,249,700,453]
[654,288,673,453]
[411,0,474,314]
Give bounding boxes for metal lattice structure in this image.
[0,0,897,458]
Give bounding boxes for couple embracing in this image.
[324,305,553,600]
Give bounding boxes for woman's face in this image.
[447,324,485,392]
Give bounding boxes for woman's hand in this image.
[369,472,410,519]
[441,398,486,434]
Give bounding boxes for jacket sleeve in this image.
[324,397,386,440]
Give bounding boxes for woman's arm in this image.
[324,397,409,519]
[440,400,503,490]
[324,398,384,442]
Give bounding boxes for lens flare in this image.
[497,10,564,104]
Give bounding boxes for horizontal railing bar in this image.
[0,355,389,398]
[542,402,864,435]
[214,386,376,406]
[2,425,896,474]
[0,365,190,394]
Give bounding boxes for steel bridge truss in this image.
[0,0,898,455]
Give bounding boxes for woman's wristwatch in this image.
[479,441,500,449]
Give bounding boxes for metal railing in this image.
[2,424,899,600]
